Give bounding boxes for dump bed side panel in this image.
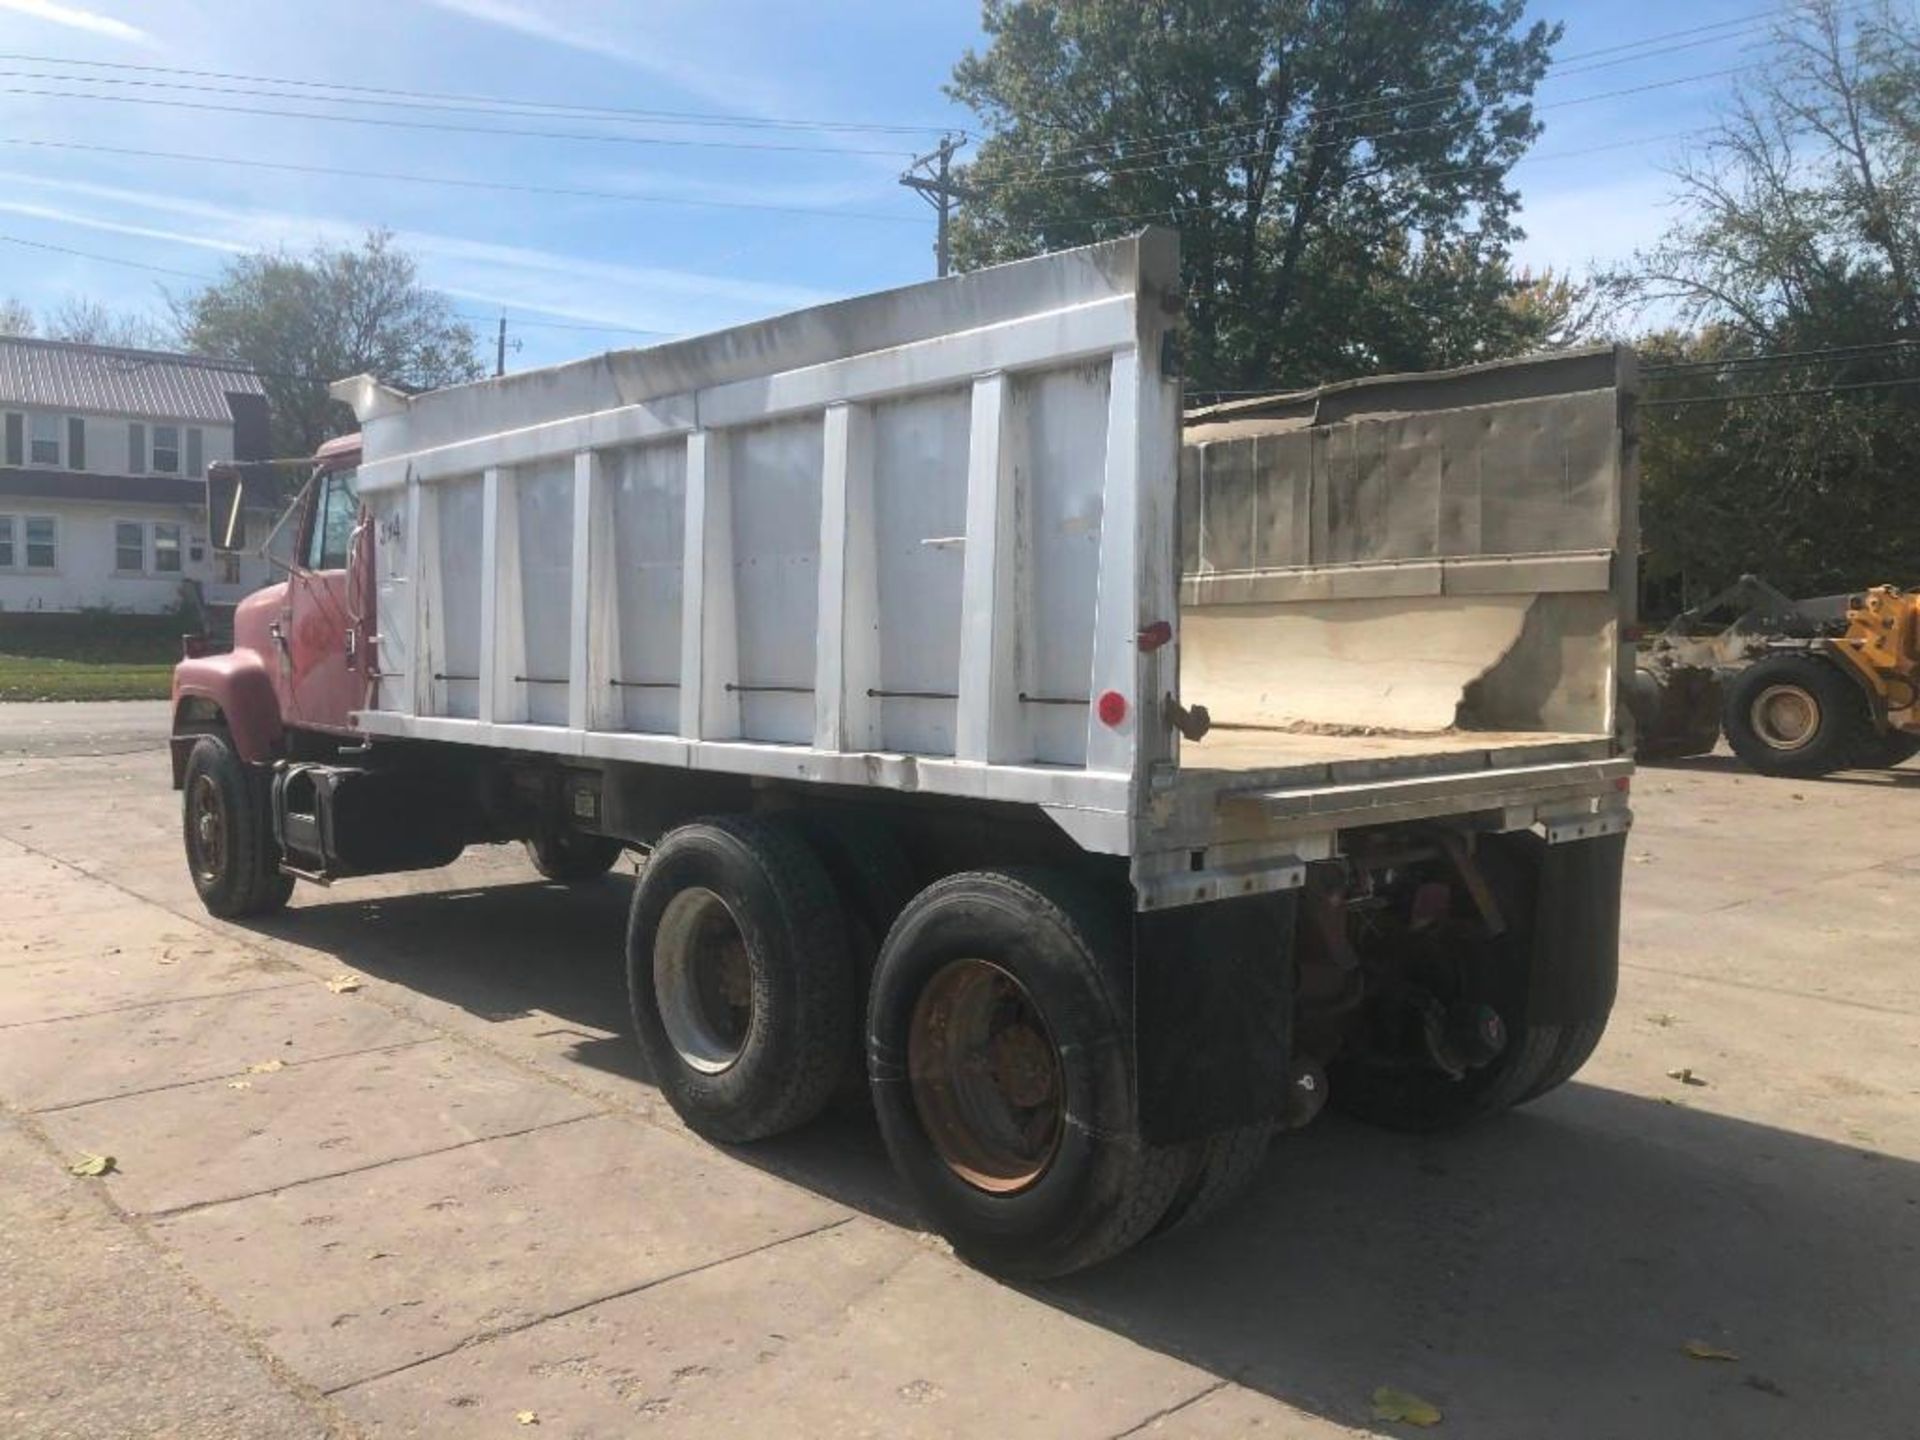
[346,233,1184,839]
[1179,347,1637,744]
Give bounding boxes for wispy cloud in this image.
[0,172,839,336]
[414,0,642,67]
[0,0,150,45]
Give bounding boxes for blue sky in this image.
[0,0,1777,371]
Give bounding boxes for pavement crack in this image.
[146,1110,605,1222]
[323,1215,857,1396]
[1109,1378,1233,1438]
[31,1036,444,1116]
[1619,961,1918,1017]
[0,978,312,1031]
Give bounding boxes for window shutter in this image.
[67,417,85,471]
[186,427,203,478]
[3,413,20,467]
[128,422,145,473]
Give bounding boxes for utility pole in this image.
[494,314,522,377]
[899,134,971,278]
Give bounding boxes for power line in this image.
[0,86,921,157]
[962,0,1832,183]
[982,63,1749,193]
[0,137,922,225]
[1642,375,1920,407]
[1641,339,1920,375]
[0,52,951,136]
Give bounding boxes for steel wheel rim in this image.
[1751,683,1820,751]
[908,957,1064,1195]
[653,886,754,1074]
[187,774,226,884]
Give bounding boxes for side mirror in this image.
[206,463,248,552]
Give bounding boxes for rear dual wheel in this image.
[869,870,1198,1279]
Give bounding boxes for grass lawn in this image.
[0,654,174,702]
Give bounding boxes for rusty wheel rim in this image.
[653,886,754,1074]
[908,958,1064,1195]
[1751,683,1820,751]
[187,773,227,885]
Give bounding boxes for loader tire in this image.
[868,869,1189,1279]
[1723,653,1871,778]
[626,817,855,1143]
[182,734,294,919]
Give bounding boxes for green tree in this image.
[174,230,483,457]
[947,0,1564,393]
[1616,0,1920,603]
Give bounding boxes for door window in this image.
[305,469,359,571]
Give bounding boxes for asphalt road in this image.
[1,700,1916,1439]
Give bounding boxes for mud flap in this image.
[1132,891,1298,1146]
[1522,830,1626,1025]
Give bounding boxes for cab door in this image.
[282,467,368,731]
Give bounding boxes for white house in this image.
[0,335,276,616]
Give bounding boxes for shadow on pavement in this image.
[256,876,1918,1440]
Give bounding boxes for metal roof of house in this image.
[0,335,266,423]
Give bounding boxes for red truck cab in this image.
[171,434,370,781]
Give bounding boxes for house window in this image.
[115,521,146,574]
[28,413,59,466]
[67,417,85,471]
[153,522,182,574]
[0,515,13,568]
[24,516,55,569]
[153,425,181,474]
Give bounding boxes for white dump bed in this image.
[344,232,1185,830]
[339,233,1633,906]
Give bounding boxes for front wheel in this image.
[868,869,1188,1279]
[181,734,293,919]
[1723,653,1870,778]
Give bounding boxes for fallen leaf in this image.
[226,1080,252,1091]
[1371,1386,1442,1427]
[1646,1012,1678,1028]
[1666,1067,1708,1087]
[69,1153,116,1177]
[1631,852,1655,865]
[1683,1340,1739,1362]
[247,1059,286,1074]
[516,1411,539,1426]
[326,974,363,994]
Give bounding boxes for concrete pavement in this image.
[2,700,1916,1438]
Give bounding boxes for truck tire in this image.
[868,869,1189,1279]
[1329,835,1609,1132]
[181,733,294,919]
[1723,653,1870,777]
[525,829,624,882]
[1154,1124,1273,1235]
[786,813,918,1100]
[1855,729,1920,769]
[625,817,855,1144]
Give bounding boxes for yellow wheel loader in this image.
[1631,577,1920,777]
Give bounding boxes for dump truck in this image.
[171,232,1636,1278]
